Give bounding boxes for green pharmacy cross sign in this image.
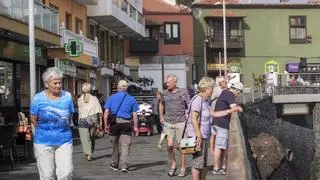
[64,39,83,57]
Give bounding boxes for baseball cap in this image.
[230,82,243,92]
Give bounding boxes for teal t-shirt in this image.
[30,90,75,146]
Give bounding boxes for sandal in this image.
[177,171,186,177]
[168,167,177,177]
[219,168,226,175]
[212,169,220,175]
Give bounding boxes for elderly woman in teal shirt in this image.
[30,67,75,180]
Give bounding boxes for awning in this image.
[204,10,246,18]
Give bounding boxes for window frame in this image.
[75,17,83,34]
[163,22,181,44]
[289,16,308,44]
[65,12,72,31]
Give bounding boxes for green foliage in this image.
[252,73,266,88]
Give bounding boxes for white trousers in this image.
[34,143,73,180]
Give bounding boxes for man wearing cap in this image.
[103,80,139,173]
[212,82,243,175]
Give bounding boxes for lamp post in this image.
[223,0,228,79]
[29,0,36,100]
[159,28,165,89]
[203,39,209,77]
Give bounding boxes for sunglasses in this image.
[236,89,243,93]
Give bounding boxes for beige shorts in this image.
[165,122,185,144]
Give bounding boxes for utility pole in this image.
[203,39,209,77]
[29,0,36,100]
[223,0,228,79]
[160,29,165,89]
[219,51,222,76]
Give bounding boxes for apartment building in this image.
[87,0,145,95]
[45,0,99,97]
[127,0,194,89]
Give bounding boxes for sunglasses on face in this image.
[236,89,243,93]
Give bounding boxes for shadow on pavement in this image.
[91,154,112,161]
[129,160,167,171]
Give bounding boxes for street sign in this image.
[64,39,83,57]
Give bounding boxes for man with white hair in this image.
[212,82,243,175]
[159,74,190,177]
[103,80,139,173]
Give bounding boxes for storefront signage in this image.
[92,56,101,68]
[64,39,83,57]
[229,63,241,73]
[286,63,299,73]
[207,63,226,71]
[264,59,279,73]
[54,59,76,76]
[101,67,114,76]
[77,69,87,79]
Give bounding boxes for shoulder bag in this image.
[108,93,127,126]
[180,96,203,155]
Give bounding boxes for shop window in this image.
[289,16,307,44]
[0,61,14,107]
[164,22,180,44]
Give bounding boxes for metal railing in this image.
[59,26,99,57]
[0,0,59,34]
[238,86,267,105]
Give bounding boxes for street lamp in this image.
[29,0,36,99]
[222,0,228,79]
[159,28,165,89]
[215,0,228,79]
[203,39,209,77]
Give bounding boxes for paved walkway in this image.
[0,134,225,180]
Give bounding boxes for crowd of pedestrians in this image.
[29,67,243,180]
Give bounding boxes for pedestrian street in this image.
[0,134,225,180]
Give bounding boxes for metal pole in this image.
[161,35,165,89]
[223,0,228,79]
[219,51,222,76]
[29,0,36,100]
[203,41,207,77]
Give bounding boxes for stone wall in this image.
[239,97,314,180]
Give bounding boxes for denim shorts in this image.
[211,125,229,150]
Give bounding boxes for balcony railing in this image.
[0,0,59,34]
[130,38,159,54]
[60,25,99,57]
[208,34,243,49]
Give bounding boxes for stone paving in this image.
[0,134,225,180]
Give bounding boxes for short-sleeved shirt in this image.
[104,91,139,120]
[30,90,75,146]
[186,95,211,139]
[213,90,236,130]
[162,88,190,124]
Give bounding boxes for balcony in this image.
[0,0,59,34]
[86,0,145,37]
[130,38,159,54]
[73,0,97,5]
[60,25,99,57]
[208,34,243,49]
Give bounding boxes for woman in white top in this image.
[77,83,103,161]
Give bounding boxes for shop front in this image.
[0,39,49,122]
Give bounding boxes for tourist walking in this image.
[30,67,75,180]
[77,83,103,161]
[159,74,190,177]
[212,82,243,175]
[186,77,240,180]
[104,80,139,173]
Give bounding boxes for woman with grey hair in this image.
[77,83,103,161]
[30,67,75,180]
[186,77,240,180]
